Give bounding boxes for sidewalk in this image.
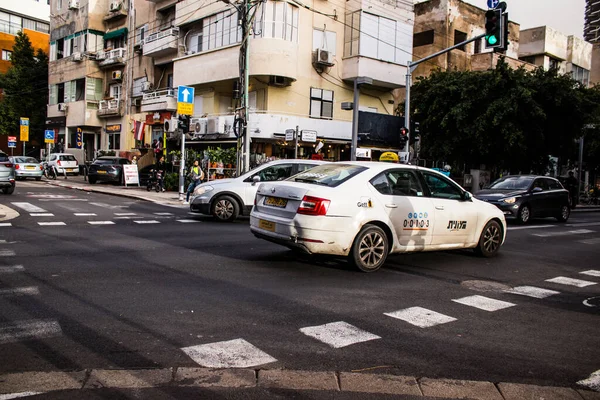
[0,367,598,400]
[42,175,187,208]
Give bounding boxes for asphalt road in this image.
[0,181,599,389]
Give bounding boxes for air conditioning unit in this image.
[68,0,79,9]
[207,117,225,134]
[164,117,178,133]
[190,117,207,135]
[109,1,121,12]
[72,52,82,61]
[95,51,106,61]
[315,49,334,67]
[270,75,289,87]
[141,81,153,92]
[58,103,68,112]
[112,70,122,80]
[132,98,141,107]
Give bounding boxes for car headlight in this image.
[502,197,517,204]
[194,185,214,196]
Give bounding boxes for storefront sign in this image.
[285,129,295,141]
[105,124,121,133]
[45,116,66,126]
[301,130,317,143]
[379,152,399,163]
[146,112,172,125]
[356,148,372,158]
[123,164,140,186]
[75,127,83,149]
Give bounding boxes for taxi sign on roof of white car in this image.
[250,162,507,272]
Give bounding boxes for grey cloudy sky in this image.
[461,0,586,38]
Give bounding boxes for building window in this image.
[1,50,12,61]
[549,57,560,70]
[187,11,242,54]
[309,88,333,119]
[132,77,147,97]
[413,30,434,47]
[454,30,467,51]
[344,11,413,65]
[313,29,336,55]
[0,12,22,35]
[520,55,536,64]
[255,1,299,42]
[571,64,590,87]
[86,78,103,101]
[109,84,122,99]
[56,38,64,59]
[474,38,481,54]
[57,0,62,10]
[136,24,148,46]
[108,133,120,150]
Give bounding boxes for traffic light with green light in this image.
[485,9,502,49]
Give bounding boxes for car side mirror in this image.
[252,175,261,186]
[532,187,543,193]
[462,192,473,202]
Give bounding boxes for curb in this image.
[0,368,598,399]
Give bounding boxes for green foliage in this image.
[164,172,179,191]
[412,58,597,174]
[0,32,48,147]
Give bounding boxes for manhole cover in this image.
[583,296,600,308]
[461,280,511,293]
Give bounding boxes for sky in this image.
[461,0,586,38]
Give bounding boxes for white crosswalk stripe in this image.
[74,213,97,216]
[579,238,600,245]
[299,321,380,348]
[532,229,594,238]
[87,221,115,225]
[452,295,516,312]
[114,212,136,216]
[11,202,47,213]
[0,391,44,399]
[37,222,66,226]
[30,213,54,217]
[0,250,16,256]
[0,287,39,297]
[182,338,277,368]
[0,223,12,227]
[154,212,174,216]
[580,270,600,278]
[503,286,560,299]
[133,220,160,224]
[0,265,24,273]
[176,219,200,223]
[545,276,597,287]
[384,307,457,328]
[0,319,62,344]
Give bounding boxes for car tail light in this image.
[297,196,330,216]
[14,164,19,169]
[57,160,61,166]
[5,163,13,168]
[39,165,43,170]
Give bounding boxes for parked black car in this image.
[88,157,131,185]
[475,175,570,224]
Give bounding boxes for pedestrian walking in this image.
[566,170,578,208]
[156,156,167,192]
[184,160,204,204]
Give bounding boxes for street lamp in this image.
[350,77,373,161]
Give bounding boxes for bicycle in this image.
[43,163,57,180]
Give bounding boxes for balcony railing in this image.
[98,99,122,116]
[140,89,177,112]
[97,48,127,67]
[142,88,175,100]
[143,28,179,57]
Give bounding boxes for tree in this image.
[411,59,593,176]
[0,31,49,149]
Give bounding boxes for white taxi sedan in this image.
[250,162,506,272]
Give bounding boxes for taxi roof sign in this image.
[379,152,399,163]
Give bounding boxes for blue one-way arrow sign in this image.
[178,86,194,104]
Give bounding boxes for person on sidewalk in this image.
[566,171,578,208]
[155,156,167,192]
[184,160,204,204]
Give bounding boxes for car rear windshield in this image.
[288,164,366,187]
[21,157,39,163]
[488,176,534,190]
[0,154,9,162]
[94,159,117,165]
[60,155,77,161]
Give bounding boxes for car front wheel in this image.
[517,205,531,224]
[556,204,570,222]
[350,225,389,273]
[475,220,502,258]
[211,195,239,222]
[3,185,15,195]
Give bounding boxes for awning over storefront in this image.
[104,28,128,40]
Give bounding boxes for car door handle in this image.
[435,206,444,210]
[385,204,398,208]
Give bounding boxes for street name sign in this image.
[177,86,194,116]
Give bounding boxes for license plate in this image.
[67,169,74,172]
[25,166,35,170]
[265,196,287,208]
[258,219,276,232]
[97,170,107,174]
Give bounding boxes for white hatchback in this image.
[250,162,507,272]
[47,153,79,176]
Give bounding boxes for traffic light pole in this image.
[404,33,486,162]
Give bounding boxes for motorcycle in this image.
[146,169,164,192]
[43,162,57,180]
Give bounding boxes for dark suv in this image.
[475,175,570,224]
[88,157,131,185]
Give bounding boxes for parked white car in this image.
[250,162,507,272]
[189,159,327,221]
[47,153,79,176]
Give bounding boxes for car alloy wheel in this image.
[518,205,530,224]
[557,205,570,222]
[212,195,239,222]
[351,225,389,272]
[476,220,502,258]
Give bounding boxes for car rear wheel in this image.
[88,177,97,184]
[475,220,502,258]
[3,185,15,195]
[350,225,389,273]
[517,205,531,224]
[35,177,41,181]
[211,195,239,222]
[556,204,570,222]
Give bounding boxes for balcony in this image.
[98,99,123,117]
[143,28,179,58]
[140,89,177,112]
[104,1,128,22]
[96,48,126,68]
[341,57,407,89]
[47,101,102,127]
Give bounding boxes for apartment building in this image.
[519,26,593,87]
[584,0,600,84]
[411,0,531,80]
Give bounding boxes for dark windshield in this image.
[94,159,117,165]
[60,155,77,161]
[21,157,39,163]
[288,164,366,187]
[0,154,9,162]
[488,176,534,190]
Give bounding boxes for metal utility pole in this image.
[351,77,372,161]
[179,118,186,201]
[294,125,299,159]
[578,136,584,203]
